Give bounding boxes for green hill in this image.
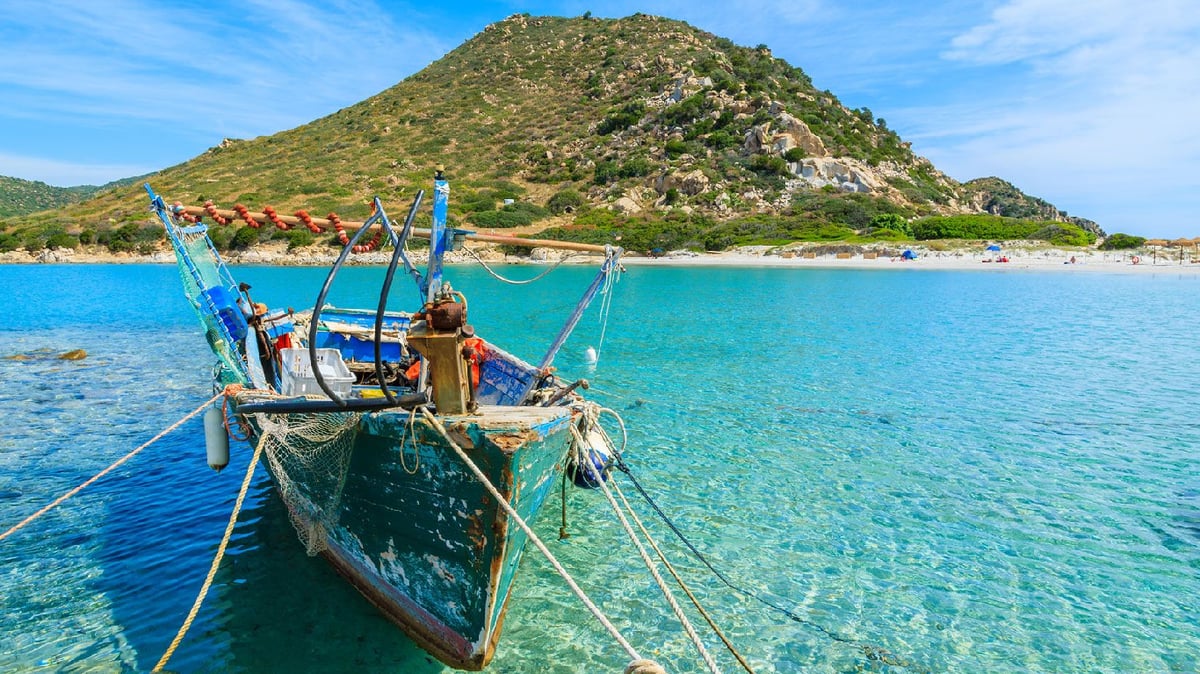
[0,13,1100,254]
[0,176,103,218]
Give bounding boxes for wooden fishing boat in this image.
[146,169,621,670]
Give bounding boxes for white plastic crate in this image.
[279,348,354,397]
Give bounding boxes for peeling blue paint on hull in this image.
[255,404,573,671]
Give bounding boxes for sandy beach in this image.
[618,246,1200,275]
[5,242,1199,276]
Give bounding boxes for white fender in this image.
[204,405,230,472]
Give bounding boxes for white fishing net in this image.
[253,410,362,555]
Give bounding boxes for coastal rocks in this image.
[5,348,87,361]
[612,196,643,214]
[742,114,826,158]
[772,112,826,157]
[742,125,771,155]
[648,71,714,108]
[739,113,827,159]
[1,250,33,263]
[790,157,882,193]
[36,248,75,263]
[655,169,710,196]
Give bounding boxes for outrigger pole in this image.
[174,204,613,254]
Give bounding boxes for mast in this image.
[424,166,451,303]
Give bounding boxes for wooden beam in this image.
[178,205,615,254]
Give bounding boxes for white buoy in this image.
[203,405,230,472]
[584,346,598,364]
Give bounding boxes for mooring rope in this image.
[0,391,224,543]
[594,257,620,361]
[613,455,927,672]
[574,424,720,674]
[153,433,266,672]
[463,245,576,284]
[417,406,653,669]
[609,478,756,674]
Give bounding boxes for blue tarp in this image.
[901,249,917,260]
[986,244,1002,251]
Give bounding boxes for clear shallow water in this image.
[1,263,1198,673]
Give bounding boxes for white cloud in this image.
[0,0,448,158]
[897,0,1200,235]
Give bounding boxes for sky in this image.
[1,0,1197,238]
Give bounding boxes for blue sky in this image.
[1,0,1197,238]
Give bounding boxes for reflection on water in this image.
[211,482,445,674]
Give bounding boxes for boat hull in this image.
[245,403,573,670]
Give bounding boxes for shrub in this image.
[106,222,142,252]
[597,101,645,135]
[660,93,708,127]
[912,214,1040,240]
[869,213,911,237]
[664,139,689,159]
[0,231,20,252]
[783,147,807,162]
[208,225,234,250]
[231,225,260,249]
[548,189,585,214]
[1030,223,1095,246]
[593,160,617,185]
[45,232,79,249]
[861,228,906,241]
[1099,232,1146,250]
[468,202,549,229]
[283,229,314,251]
[458,192,498,213]
[618,157,653,179]
[705,130,739,150]
[749,154,790,177]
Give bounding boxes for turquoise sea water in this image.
[1,263,1198,673]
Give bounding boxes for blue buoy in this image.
[567,428,612,489]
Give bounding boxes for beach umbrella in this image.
[901,249,917,260]
[1145,239,1168,247]
[1170,238,1191,248]
[985,244,1001,252]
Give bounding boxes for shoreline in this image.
[4,243,1198,276]
[619,248,1200,275]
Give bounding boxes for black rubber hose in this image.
[237,391,428,415]
[374,190,424,403]
[308,216,380,406]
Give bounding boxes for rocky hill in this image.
[0,13,1100,253]
[961,177,1100,236]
